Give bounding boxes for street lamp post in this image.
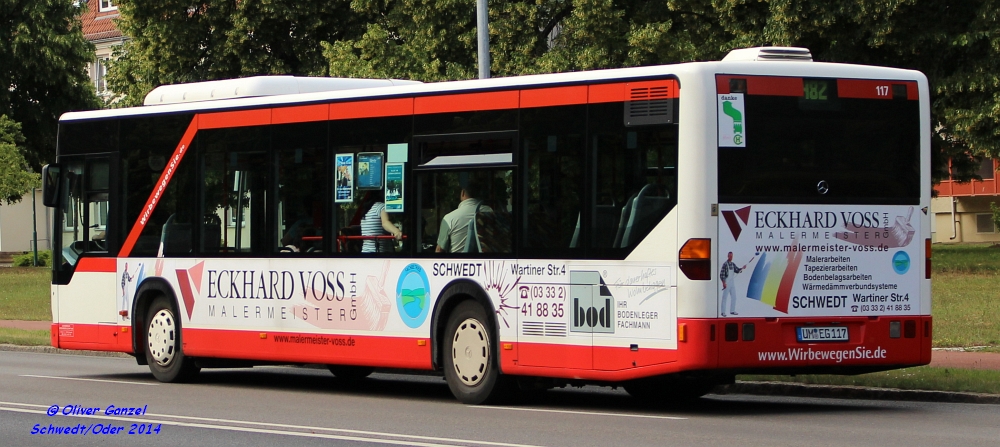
[32,187,38,266]
[476,0,490,79]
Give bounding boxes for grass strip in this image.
[932,272,1000,347]
[0,327,51,346]
[932,243,1000,274]
[0,267,51,321]
[741,366,1000,395]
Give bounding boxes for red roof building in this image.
[79,0,124,97]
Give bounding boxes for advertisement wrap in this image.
[115,258,676,351]
[718,204,922,318]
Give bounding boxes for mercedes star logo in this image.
[816,180,830,195]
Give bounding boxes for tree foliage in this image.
[0,0,98,168]
[0,115,41,205]
[107,0,364,107]
[109,0,999,182]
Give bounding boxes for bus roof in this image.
[61,57,926,123]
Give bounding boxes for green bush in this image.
[12,250,51,267]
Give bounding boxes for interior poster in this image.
[718,204,922,318]
[384,162,404,212]
[335,154,354,203]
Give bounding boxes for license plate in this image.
[797,326,848,342]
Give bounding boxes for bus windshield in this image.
[718,78,920,205]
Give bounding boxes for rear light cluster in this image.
[679,238,711,280]
[723,322,755,342]
[889,320,918,339]
[925,238,931,279]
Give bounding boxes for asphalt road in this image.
[2,351,998,446]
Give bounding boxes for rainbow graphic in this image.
[745,242,804,313]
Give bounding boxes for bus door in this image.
[50,156,118,344]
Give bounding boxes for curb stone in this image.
[716,381,1000,405]
[0,344,131,358]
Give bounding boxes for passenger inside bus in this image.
[436,176,490,253]
[358,190,402,253]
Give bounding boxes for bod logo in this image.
[569,271,615,334]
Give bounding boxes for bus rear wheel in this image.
[443,301,510,405]
[144,296,199,382]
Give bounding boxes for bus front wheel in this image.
[144,296,199,382]
[443,300,510,404]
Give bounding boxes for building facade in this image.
[81,0,124,100]
[931,157,1000,243]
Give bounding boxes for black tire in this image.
[327,365,375,381]
[144,295,200,382]
[623,376,717,404]
[443,300,511,404]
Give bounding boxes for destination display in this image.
[718,204,922,318]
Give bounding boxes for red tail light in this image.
[679,238,711,280]
[925,238,931,279]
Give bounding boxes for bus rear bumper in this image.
[707,315,932,373]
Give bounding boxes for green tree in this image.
[669,0,998,183]
[323,0,999,184]
[0,116,41,204]
[990,202,1000,233]
[0,0,98,168]
[107,0,364,107]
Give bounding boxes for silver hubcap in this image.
[451,318,490,387]
[147,309,176,366]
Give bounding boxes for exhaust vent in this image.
[722,47,813,62]
[625,81,678,126]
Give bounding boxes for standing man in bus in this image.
[436,176,490,253]
[720,252,746,317]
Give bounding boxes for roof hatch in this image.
[722,47,813,62]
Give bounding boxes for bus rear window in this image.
[718,79,920,205]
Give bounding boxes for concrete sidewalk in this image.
[4,319,999,370]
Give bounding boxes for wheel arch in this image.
[430,278,497,370]
[130,277,180,365]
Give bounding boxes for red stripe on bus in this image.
[75,257,116,273]
[182,329,433,369]
[837,79,918,100]
[588,83,625,103]
[520,86,589,108]
[414,91,519,114]
[329,97,414,120]
[118,117,198,257]
[199,108,272,129]
[272,104,329,124]
[716,75,803,96]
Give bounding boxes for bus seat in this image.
[475,209,511,253]
[201,221,221,252]
[612,197,635,248]
[616,184,670,248]
[160,214,192,256]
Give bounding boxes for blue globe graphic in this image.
[396,264,430,328]
[891,251,910,275]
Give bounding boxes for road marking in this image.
[19,374,158,386]
[0,402,546,447]
[470,405,688,420]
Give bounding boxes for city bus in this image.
[43,46,931,404]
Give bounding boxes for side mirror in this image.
[42,164,61,207]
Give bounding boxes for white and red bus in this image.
[43,47,931,404]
